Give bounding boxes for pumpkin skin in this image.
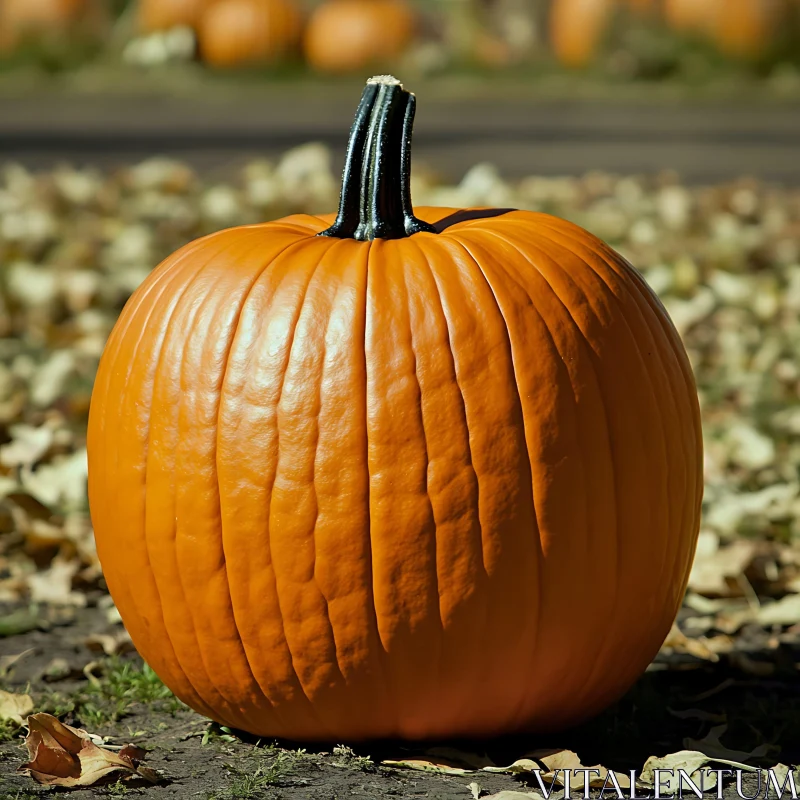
[709,0,783,59]
[663,0,720,36]
[0,0,106,52]
[88,79,703,742]
[137,0,210,33]
[549,0,616,67]
[303,0,414,73]
[197,0,301,68]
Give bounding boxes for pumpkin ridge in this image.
[426,234,541,733]
[558,236,691,632]
[366,238,445,737]
[156,230,296,724]
[211,238,325,731]
[217,235,346,738]
[156,255,261,728]
[529,222,682,611]
[173,234,316,728]
[396,240,445,730]
[263,242,340,739]
[446,235,547,732]
[600,249,703,602]
[458,225,622,724]
[359,241,400,736]
[297,239,378,732]
[92,250,219,719]
[405,235,488,735]
[137,244,242,721]
[449,229,595,728]
[503,224,675,712]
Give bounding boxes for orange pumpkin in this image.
[625,0,656,14]
[0,0,106,52]
[709,0,783,59]
[549,0,616,67]
[197,0,301,67]
[137,0,210,33]
[88,76,703,741]
[663,0,719,35]
[303,0,414,73]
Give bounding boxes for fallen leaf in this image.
[27,557,86,607]
[19,713,158,787]
[764,764,800,794]
[382,747,493,774]
[484,749,630,791]
[688,532,759,597]
[382,758,469,774]
[662,624,720,662]
[757,594,800,627]
[644,755,724,794]
[0,689,34,725]
[85,631,134,657]
[0,424,53,468]
[482,758,540,775]
[537,750,631,790]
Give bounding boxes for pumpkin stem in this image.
[319,75,437,241]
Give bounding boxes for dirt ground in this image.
[1,599,797,800]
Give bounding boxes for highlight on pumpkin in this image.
[86,75,704,742]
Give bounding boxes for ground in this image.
[1,600,797,799]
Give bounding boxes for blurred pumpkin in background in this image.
[303,0,415,73]
[709,0,785,59]
[549,0,616,67]
[197,0,302,67]
[662,0,719,36]
[138,0,210,33]
[0,0,107,54]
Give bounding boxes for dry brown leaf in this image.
[484,749,630,791]
[0,689,34,725]
[19,713,158,787]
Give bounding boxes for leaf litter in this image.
[1,153,800,794]
[19,712,159,787]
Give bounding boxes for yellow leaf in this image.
[0,689,34,726]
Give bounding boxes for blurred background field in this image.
[1,0,800,793]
